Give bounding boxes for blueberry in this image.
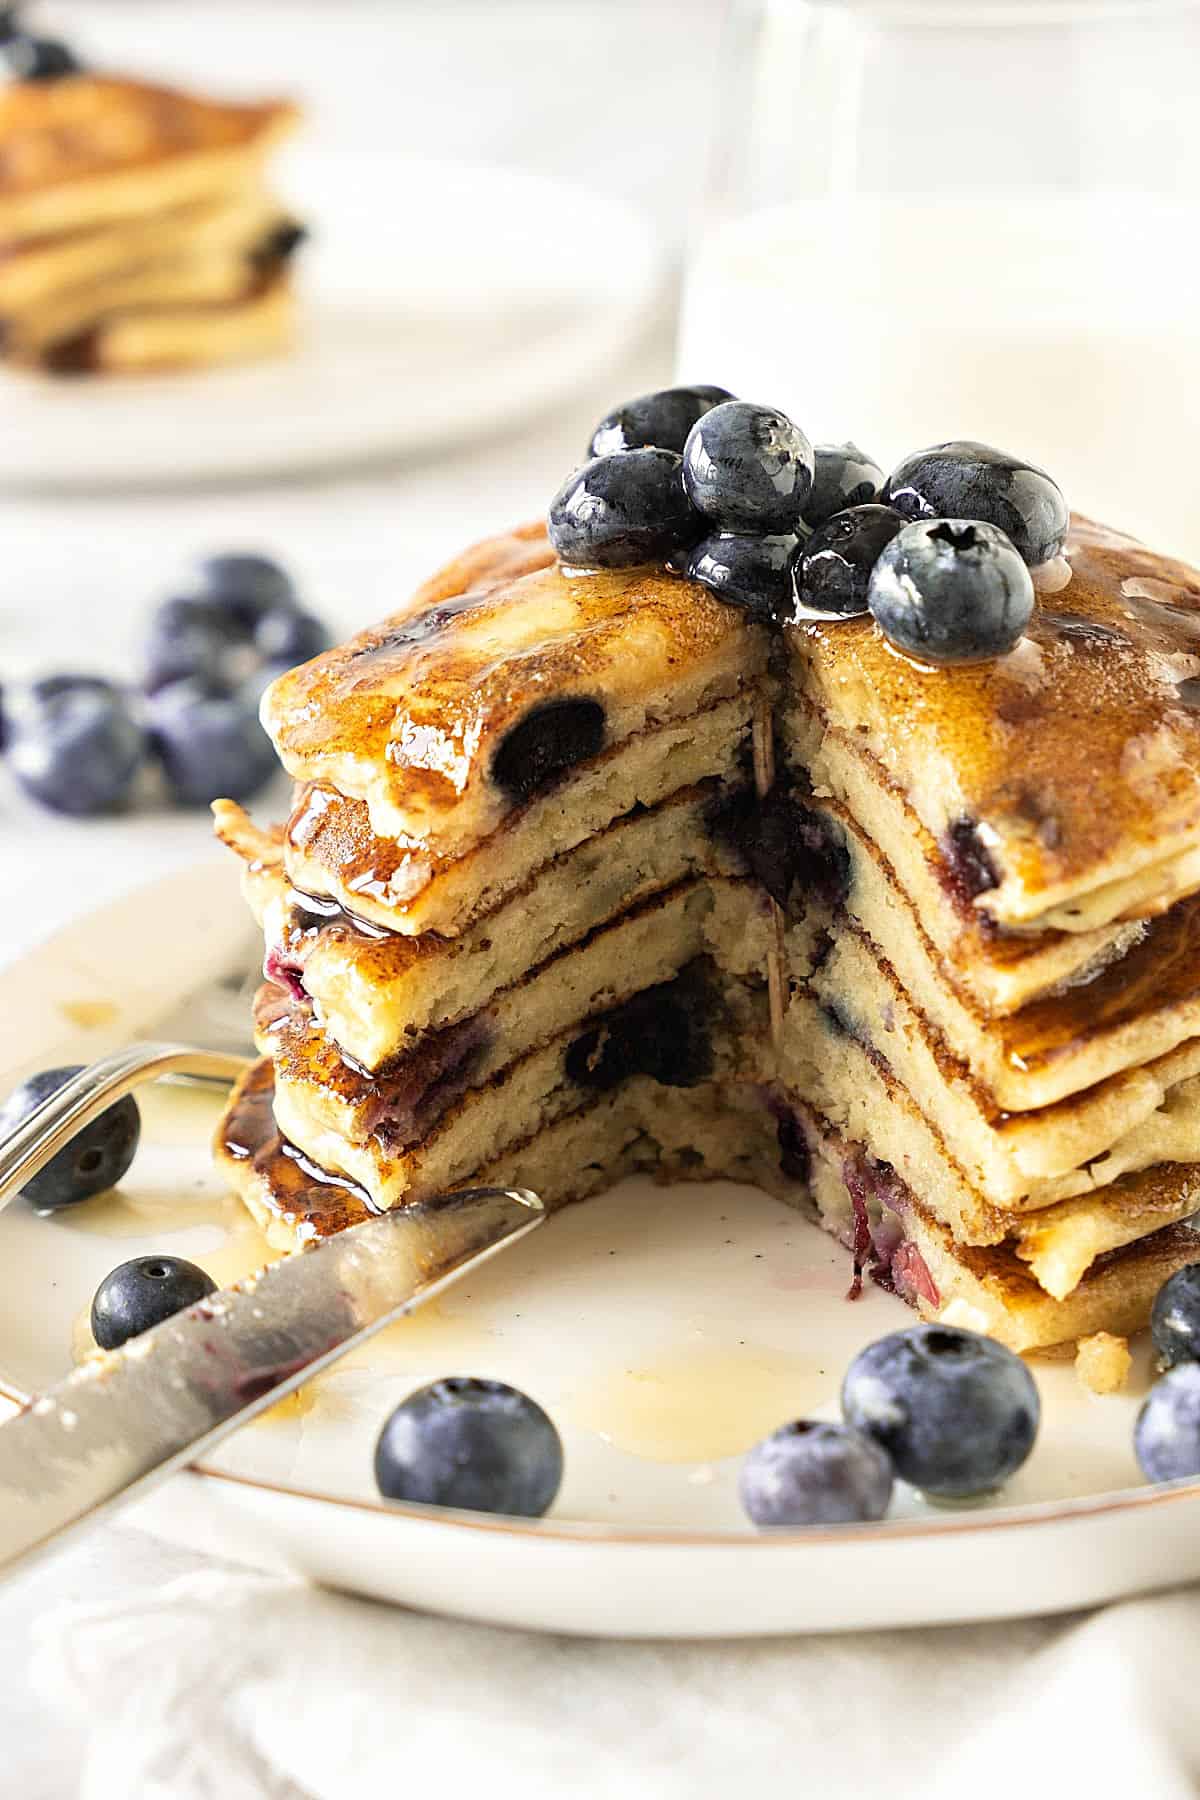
[1151,1264,1200,1370]
[794,503,905,619]
[802,442,884,530]
[253,607,329,668]
[548,449,700,569]
[739,1420,893,1527]
[0,1066,140,1211]
[198,552,295,628]
[373,1376,563,1516]
[4,34,82,79]
[8,682,145,815]
[147,678,279,806]
[682,400,814,533]
[565,964,713,1090]
[143,594,245,693]
[587,384,734,458]
[90,1255,216,1351]
[867,518,1034,664]
[882,441,1068,567]
[685,532,800,626]
[1135,1364,1200,1484]
[491,697,605,802]
[841,1324,1039,1499]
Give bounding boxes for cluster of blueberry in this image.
[549,386,1069,665]
[0,5,80,80]
[1,553,328,816]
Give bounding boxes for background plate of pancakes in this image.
[2,858,1200,1638]
[0,148,663,490]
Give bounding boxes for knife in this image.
[0,1185,545,1580]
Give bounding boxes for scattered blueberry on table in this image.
[8,679,146,815]
[739,1419,893,1527]
[147,677,281,806]
[841,1324,1040,1500]
[91,1254,217,1351]
[0,1066,140,1210]
[374,1376,564,1516]
[2,550,330,816]
[1151,1263,1200,1370]
[1135,1362,1200,1484]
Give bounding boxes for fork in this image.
[0,954,258,1211]
[0,1043,251,1212]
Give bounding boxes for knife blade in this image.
[0,1185,544,1580]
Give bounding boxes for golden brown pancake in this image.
[213,514,1200,1353]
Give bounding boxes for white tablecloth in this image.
[19,1543,1200,1800]
[3,6,1198,1796]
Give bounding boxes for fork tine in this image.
[0,1045,250,1211]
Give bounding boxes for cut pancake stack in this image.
[0,74,300,373]
[215,514,1200,1354]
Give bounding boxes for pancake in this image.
[275,691,757,937]
[4,246,265,360]
[800,917,1200,1206]
[786,515,1200,933]
[785,700,1148,1015]
[223,785,764,1070]
[213,512,1200,1356]
[0,76,297,244]
[45,274,294,374]
[261,532,770,853]
[0,75,301,377]
[218,1059,1200,1354]
[261,961,765,1211]
[0,187,283,313]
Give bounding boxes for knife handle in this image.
[0,1043,250,1211]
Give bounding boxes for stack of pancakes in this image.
[214,514,1200,1354]
[0,74,300,373]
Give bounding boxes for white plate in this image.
[1,861,1198,1638]
[0,152,663,490]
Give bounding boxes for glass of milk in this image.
[678,0,1200,557]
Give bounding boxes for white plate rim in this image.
[5,856,1200,1634]
[1,1365,1196,1551]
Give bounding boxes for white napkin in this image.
[31,1564,1200,1800]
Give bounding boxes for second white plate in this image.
[0,152,664,489]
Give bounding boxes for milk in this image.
[678,192,1200,560]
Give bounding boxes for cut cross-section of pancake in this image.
[213,508,1200,1358]
[785,516,1200,934]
